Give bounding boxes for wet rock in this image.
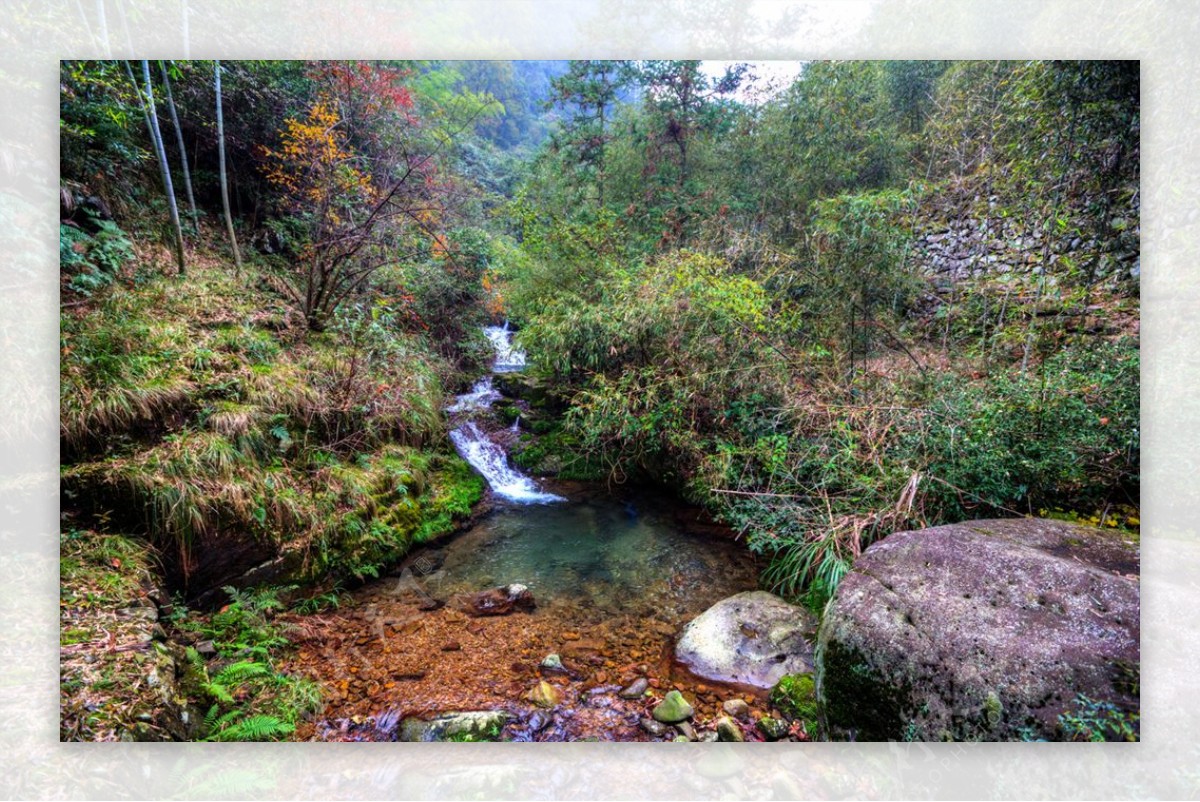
[455,583,536,617]
[560,637,606,657]
[672,735,690,742]
[716,716,744,742]
[722,698,750,720]
[674,720,697,741]
[757,716,790,741]
[640,717,669,737]
[195,639,216,656]
[652,690,694,723]
[529,680,561,708]
[539,653,566,673]
[675,591,816,689]
[618,677,649,699]
[818,518,1140,742]
[398,711,511,742]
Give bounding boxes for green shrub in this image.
[912,338,1139,518]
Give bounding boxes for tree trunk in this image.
[215,60,243,273]
[159,61,199,236]
[129,60,185,276]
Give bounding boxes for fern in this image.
[213,660,273,685]
[207,714,294,742]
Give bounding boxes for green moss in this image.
[770,673,819,733]
[818,637,913,741]
[511,426,606,481]
[444,718,504,742]
[983,690,1004,729]
[313,449,483,580]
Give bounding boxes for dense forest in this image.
[60,59,1139,743]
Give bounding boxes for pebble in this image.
[757,716,790,741]
[651,690,694,724]
[722,698,750,719]
[716,716,744,742]
[619,677,649,699]
[674,721,696,741]
[640,717,669,737]
[529,680,561,708]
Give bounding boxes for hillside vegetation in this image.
[59,59,1138,739]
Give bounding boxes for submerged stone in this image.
[539,653,565,673]
[652,690,694,723]
[722,698,750,720]
[618,677,649,699]
[454,583,536,617]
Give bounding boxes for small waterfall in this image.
[483,322,527,373]
[449,422,563,504]
[448,324,563,504]
[446,376,501,413]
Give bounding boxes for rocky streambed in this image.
[279,489,820,742]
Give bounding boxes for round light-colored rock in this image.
[817,518,1140,741]
[675,591,816,689]
[539,653,565,673]
[722,698,750,720]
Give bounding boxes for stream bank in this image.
[280,325,801,741]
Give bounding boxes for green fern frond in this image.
[208,714,294,742]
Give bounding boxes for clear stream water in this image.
[440,323,752,609]
[297,325,761,741]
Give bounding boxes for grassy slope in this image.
[60,239,484,740]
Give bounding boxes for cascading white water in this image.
[449,422,563,504]
[483,322,527,373]
[448,324,564,504]
[446,376,501,413]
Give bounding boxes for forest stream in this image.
[285,326,763,741]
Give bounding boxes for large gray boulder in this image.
[675,591,816,688]
[817,518,1139,741]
